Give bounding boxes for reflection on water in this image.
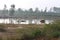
[0,19,53,24]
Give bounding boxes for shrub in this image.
[19,27,41,40]
[51,31,60,38]
[32,28,41,37]
[43,20,60,38]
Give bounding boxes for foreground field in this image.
[0,24,44,40]
[0,22,60,40]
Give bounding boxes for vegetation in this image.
[42,20,60,40]
[0,20,60,40]
[20,27,41,40]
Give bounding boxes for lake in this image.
[0,18,53,24]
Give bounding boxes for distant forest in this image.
[0,4,60,19]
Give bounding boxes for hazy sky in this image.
[0,0,60,10]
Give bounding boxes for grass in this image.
[0,24,44,40]
[0,22,60,40]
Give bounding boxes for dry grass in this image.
[0,24,59,40]
[0,24,44,40]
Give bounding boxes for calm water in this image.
[0,19,53,24]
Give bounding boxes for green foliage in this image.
[32,28,41,37]
[1,22,60,40]
[43,20,60,38]
[51,31,60,38]
[16,27,41,40]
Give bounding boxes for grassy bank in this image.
[0,21,60,40]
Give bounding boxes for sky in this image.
[0,0,60,10]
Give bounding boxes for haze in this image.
[0,0,60,10]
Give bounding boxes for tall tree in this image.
[3,4,7,24]
[3,4,8,18]
[35,8,40,13]
[18,8,23,13]
[9,4,15,24]
[44,7,47,12]
[9,4,15,17]
[4,4,7,10]
[29,8,33,13]
[3,4,7,14]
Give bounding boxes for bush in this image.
[43,20,60,38]
[51,31,60,38]
[32,28,41,37]
[19,27,41,40]
[21,34,34,40]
